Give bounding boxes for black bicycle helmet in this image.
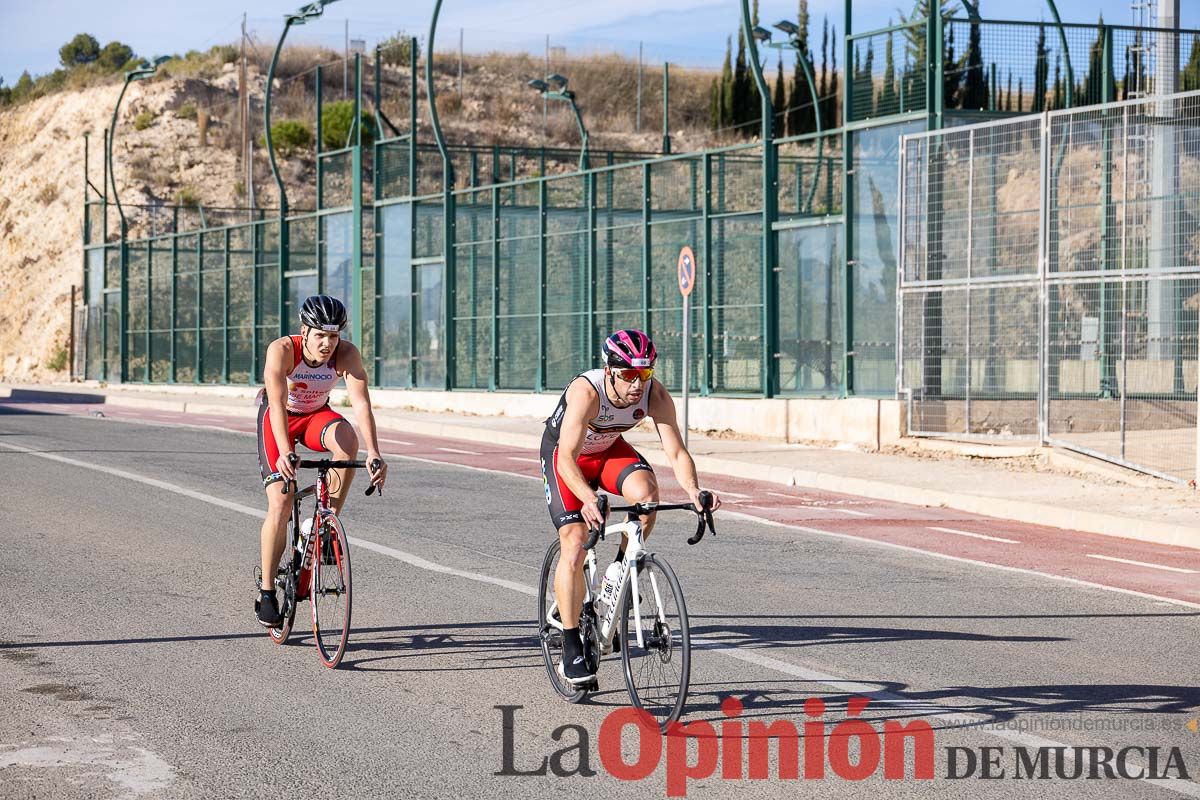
[299,295,347,331]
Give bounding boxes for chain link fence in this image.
[900,89,1200,482]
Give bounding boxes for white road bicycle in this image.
[537,492,716,731]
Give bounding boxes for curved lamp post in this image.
[106,54,169,383]
[108,56,171,225]
[265,0,339,218]
[760,21,825,214]
[528,74,589,171]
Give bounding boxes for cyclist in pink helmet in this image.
[541,327,722,685]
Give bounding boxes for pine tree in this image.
[1033,24,1048,112]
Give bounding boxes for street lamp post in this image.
[760,20,825,213]
[264,0,339,338]
[528,74,589,172]
[107,55,170,383]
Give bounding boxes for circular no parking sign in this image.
[677,246,696,298]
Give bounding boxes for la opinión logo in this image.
[496,696,935,796]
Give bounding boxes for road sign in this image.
[677,246,696,298]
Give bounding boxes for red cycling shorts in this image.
[256,397,346,487]
[540,433,653,529]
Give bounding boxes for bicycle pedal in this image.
[580,679,599,692]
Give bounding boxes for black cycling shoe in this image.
[559,652,596,685]
[256,590,282,628]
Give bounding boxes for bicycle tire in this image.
[619,553,691,730]
[537,539,591,703]
[268,529,299,645]
[311,514,352,668]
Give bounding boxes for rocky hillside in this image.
[0,45,723,382]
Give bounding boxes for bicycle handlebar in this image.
[280,454,384,497]
[583,490,716,550]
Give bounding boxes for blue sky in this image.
[1,0,1196,82]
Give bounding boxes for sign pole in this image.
[677,246,696,450]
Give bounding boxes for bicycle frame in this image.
[286,470,334,599]
[546,512,671,653]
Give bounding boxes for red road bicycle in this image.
[260,455,380,668]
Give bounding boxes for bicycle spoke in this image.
[621,554,690,729]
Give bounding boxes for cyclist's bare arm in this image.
[647,381,722,512]
[556,377,604,527]
[263,337,297,480]
[338,343,388,487]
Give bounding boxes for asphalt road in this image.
[2,406,1199,799]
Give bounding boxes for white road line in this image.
[716,507,1200,611]
[718,490,751,499]
[766,491,794,499]
[1086,554,1197,574]
[828,507,872,517]
[437,447,482,456]
[8,438,1200,795]
[928,525,1021,545]
[21,421,1200,615]
[506,457,541,464]
[379,437,414,446]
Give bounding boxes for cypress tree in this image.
[1053,52,1063,110]
[734,25,749,132]
[1033,24,1048,112]
[721,36,734,130]
[829,25,839,129]
[788,0,813,135]
[880,26,898,114]
[961,4,988,110]
[1005,69,1012,111]
[1081,15,1105,103]
[1184,37,1200,91]
[774,56,787,132]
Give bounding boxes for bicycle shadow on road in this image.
[333,619,544,674]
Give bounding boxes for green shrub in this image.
[378,32,420,67]
[133,110,155,130]
[35,183,59,205]
[46,345,69,372]
[209,44,238,64]
[265,119,313,156]
[59,33,100,68]
[320,100,375,150]
[175,186,201,207]
[177,101,196,120]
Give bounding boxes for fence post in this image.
[491,186,500,390]
[223,227,231,383]
[702,152,713,397]
[1037,111,1051,444]
[642,162,651,332]
[538,179,547,392]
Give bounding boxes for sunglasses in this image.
[613,367,654,382]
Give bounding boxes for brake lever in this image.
[687,490,716,545]
[365,458,382,497]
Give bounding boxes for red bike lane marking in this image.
[9,399,1200,605]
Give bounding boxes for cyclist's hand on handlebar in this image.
[277,451,298,482]
[689,488,721,513]
[581,497,606,530]
[366,454,387,488]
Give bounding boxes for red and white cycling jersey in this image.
[286,335,340,413]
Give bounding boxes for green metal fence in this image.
[81,13,1200,402]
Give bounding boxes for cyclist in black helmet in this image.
[254,294,388,627]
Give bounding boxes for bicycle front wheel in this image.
[311,514,352,668]
[620,553,691,730]
[537,540,588,703]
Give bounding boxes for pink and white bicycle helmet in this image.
[601,328,657,369]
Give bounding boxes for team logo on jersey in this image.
[292,381,309,391]
[633,408,646,420]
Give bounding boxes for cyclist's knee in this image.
[557,523,588,568]
[327,421,358,459]
[622,471,659,505]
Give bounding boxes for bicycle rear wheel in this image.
[620,553,691,730]
[537,540,591,702]
[311,514,352,668]
[268,535,298,645]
